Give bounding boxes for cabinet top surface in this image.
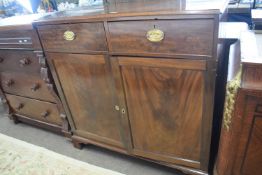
[35,0,229,24]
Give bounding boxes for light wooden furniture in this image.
[34,0,229,174]
[0,15,70,136]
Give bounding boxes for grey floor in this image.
[0,114,183,175]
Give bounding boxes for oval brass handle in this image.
[63,30,76,41]
[19,58,31,66]
[15,103,24,110]
[115,105,120,111]
[31,83,40,91]
[5,79,14,87]
[41,111,50,118]
[0,57,4,63]
[146,28,165,42]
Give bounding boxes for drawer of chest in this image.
[37,23,107,53]
[0,29,41,49]
[108,19,214,56]
[6,94,62,126]
[1,72,56,103]
[0,50,41,75]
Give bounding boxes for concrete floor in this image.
[0,114,183,175]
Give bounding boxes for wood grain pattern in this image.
[242,64,262,90]
[0,50,41,75]
[118,57,207,70]
[241,115,262,175]
[1,72,56,103]
[216,90,262,175]
[6,94,62,126]
[0,29,41,50]
[46,52,124,148]
[117,57,204,168]
[37,23,107,53]
[34,3,224,174]
[108,19,214,56]
[232,95,262,175]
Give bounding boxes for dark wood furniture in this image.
[215,30,262,175]
[34,1,229,174]
[0,15,70,136]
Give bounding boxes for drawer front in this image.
[38,23,107,53]
[1,72,56,103]
[108,19,214,56]
[6,94,62,126]
[0,29,41,49]
[0,50,41,75]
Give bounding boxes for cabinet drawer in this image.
[0,50,41,75]
[108,19,214,56]
[6,94,62,126]
[0,29,41,49]
[1,72,56,103]
[38,23,107,53]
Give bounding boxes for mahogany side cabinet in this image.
[34,1,229,174]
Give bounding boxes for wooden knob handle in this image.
[19,58,31,66]
[31,83,40,91]
[41,111,50,118]
[15,103,24,110]
[5,79,14,87]
[0,57,4,63]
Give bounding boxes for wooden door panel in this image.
[242,116,262,175]
[117,57,204,167]
[47,53,123,148]
[233,97,262,175]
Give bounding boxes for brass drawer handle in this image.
[15,103,24,110]
[31,83,40,91]
[5,79,14,87]
[41,111,50,118]
[0,57,4,63]
[19,58,31,67]
[63,30,76,41]
[146,28,164,42]
[115,105,120,111]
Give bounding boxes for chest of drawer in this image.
[0,50,41,75]
[1,72,56,103]
[108,19,214,57]
[38,23,107,53]
[6,94,62,126]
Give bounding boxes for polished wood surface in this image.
[117,56,204,168]
[6,94,62,126]
[1,72,56,102]
[34,1,228,174]
[0,30,41,50]
[0,18,70,136]
[216,31,262,175]
[232,95,262,175]
[242,63,262,90]
[46,52,124,148]
[0,50,41,75]
[108,19,214,56]
[38,23,107,53]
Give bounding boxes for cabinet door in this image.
[46,53,124,149]
[232,94,262,175]
[113,57,207,168]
